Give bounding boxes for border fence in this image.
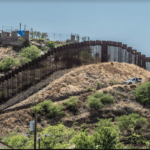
[0,40,150,106]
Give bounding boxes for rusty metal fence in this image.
[0,40,150,105]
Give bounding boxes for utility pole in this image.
[24,25,26,31]
[20,23,21,31]
[31,28,33,39]
[136,55,138,78]
[11,26,12,33]
[34,113,37,149]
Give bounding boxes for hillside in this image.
[1,61,150,148]
[0,39,65,77]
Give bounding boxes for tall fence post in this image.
[101,41,107,63]
[137,52,141,68]
[141,55,146,69]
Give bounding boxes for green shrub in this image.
[72,129,94,149]
[23,140,34,149]
[31,100,64,118]
[109,80,119,85]
[63,96,78,111]
[92,89,96,93]
[115,113,148,135]
[81,123,87,131]
[19,57,31,65]
[93,118,120,134]
[87,96,103,110]
[39,123,76,149]
[38,39,45,43]
[37,126,43,132]
[93,91,103,99]
[92,127,124,149]
[86,87,91,92]
[46,41,56,49]
[0,57,20,71]
[100,93,114,104]
[2,132,29,149]
[72,127,124,149]
[97,82,102,87]
[2,132,16,144]
[40,46,49,52]
[18,45,41,60]
[131,82,150,105]
[72,122,78,127]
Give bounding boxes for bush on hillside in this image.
[63,96,78,111]
[19,57,31,65]
[0,57,20,72]
[100,93,114,104]
[92,126,124,149]
[72,127,124,149]
[40,46,49,52]
[97,82,102,88]
[86,87,91,91]
[93,118,120,134]
[93,91,104,99]
[115,113,148,135]
[18,45,41,60]
[46,41,56,49]
[2,132,29,149]
[87,92,114,111]
[30,100,64,118]
[131,82,150,106]
[2,123,77,149]
[72,129,94,149]
[38,123,76,149]
[87,95,103,110]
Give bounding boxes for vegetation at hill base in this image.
[2,80,150,149]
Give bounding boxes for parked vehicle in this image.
[123,77,142,85]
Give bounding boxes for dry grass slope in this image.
[0,61,150,148]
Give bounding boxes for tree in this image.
[29,31,34,39]
[33,31,37,39]
[72,129,94,149]
[41,32,48,39]
[36,31,41,39]
[46,41,56,49]
[72,127,124,149]
[92,127,123,149]
[131,82,150,106]
[18,45,42,60]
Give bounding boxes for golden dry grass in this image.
[4,61,150,110]
[1,61,150,137]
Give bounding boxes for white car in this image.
[123,77,142,85]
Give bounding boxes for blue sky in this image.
[0,0,150,57]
